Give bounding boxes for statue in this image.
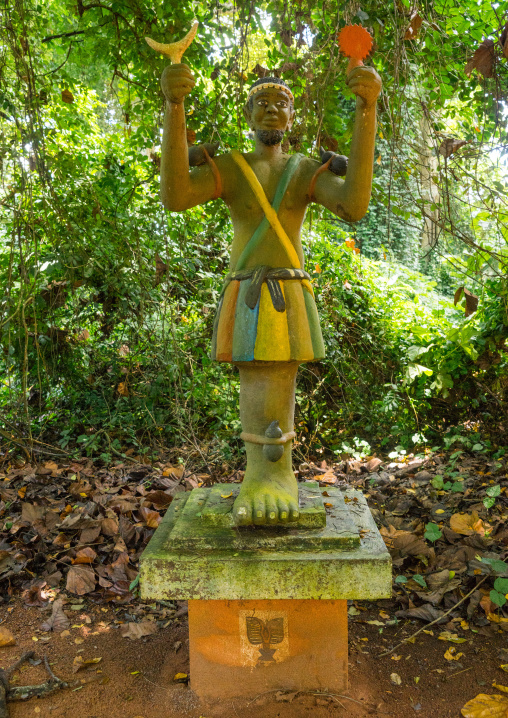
[157,40,381,527]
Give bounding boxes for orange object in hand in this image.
[337,24,373,74]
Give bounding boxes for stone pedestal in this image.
[140,481,391,700]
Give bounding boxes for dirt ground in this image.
[2,598,508,718]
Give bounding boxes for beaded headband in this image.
[246,82,294,104]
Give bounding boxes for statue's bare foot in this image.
[233,467,299,526]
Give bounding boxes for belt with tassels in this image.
[220,266,312,313]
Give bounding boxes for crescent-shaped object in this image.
[145,20,198,63]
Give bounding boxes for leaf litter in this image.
[1,449,508,715]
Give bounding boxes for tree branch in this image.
[41,30,85,43]
[78,2,138,38]
[377,576,487,658]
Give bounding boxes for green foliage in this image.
[484,484,501,510]
[490,578,508,608]
[1,0,507,459]
[479,556,508,576]
[424,523,443,543]
[412,574,428,589]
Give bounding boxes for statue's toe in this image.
[265,495,278,525]
[277,498,289,523]
[253,497,266,525]
[288,499,300,522]
[233,499,252,526]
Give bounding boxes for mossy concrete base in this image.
[140,481,391,601]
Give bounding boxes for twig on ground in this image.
[247,688,384,713]
[312,692,365,707]
[446,666,473,680]
[377,576,488,658]
[3,652,36,681]
[312,692,395,713]
[0,652,71,718]
[1,651,35,718]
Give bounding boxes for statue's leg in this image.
[233,360,300,526]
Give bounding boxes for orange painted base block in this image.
[188,598,348,700]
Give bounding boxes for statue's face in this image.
[245,88,295,134]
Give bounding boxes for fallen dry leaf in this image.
[488,613,508,624]
[41,599,70,633]
[314,469,336,484]
[492,683,508,694]
[138,507,161,528]
[438,630,467,644]
[440,138,468,159]
[502,23,508,59]
[365,457,383,472]
[66,565,96,595]
[23,582,49,607]
[101,517,119,536]
[144,490,173,509]
[120,620,158,640]
[465,38,495,79]
[162,465,184,479]
[72,547,97,565]
[450,511,489,536]
[444,647,464,661]
[390,672,402,685]
[0,626,16,647]
[454,286,479,317]
[461,693,508,717]
[397,604,445,623]
[73,655,102,672]
[404,12,423,40]
[480,594,496,616]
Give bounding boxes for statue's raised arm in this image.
[309,65,382,221]
[159,64,224,211]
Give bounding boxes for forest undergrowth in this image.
[1,235,506,468]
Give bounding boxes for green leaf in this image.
[412,574,428,588]
[431,475,444,489]
[486,485,501,498]
[483,496,496,509]
[451,482,465,492]
[395,575,408,584]
[490,560,508,575]
[129,574,140,591]
[424,522,443,543]
[494,578,508,594]
[490,590,507,608]
[479,557,508,574]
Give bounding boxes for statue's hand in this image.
[346,66,382,108]
[161,63,195,104]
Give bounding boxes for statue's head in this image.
[243,77,295,146]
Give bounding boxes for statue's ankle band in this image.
[240,430,295,446]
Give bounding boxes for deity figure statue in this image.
[160,60,381,526]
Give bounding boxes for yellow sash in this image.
[231,150,301,270]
